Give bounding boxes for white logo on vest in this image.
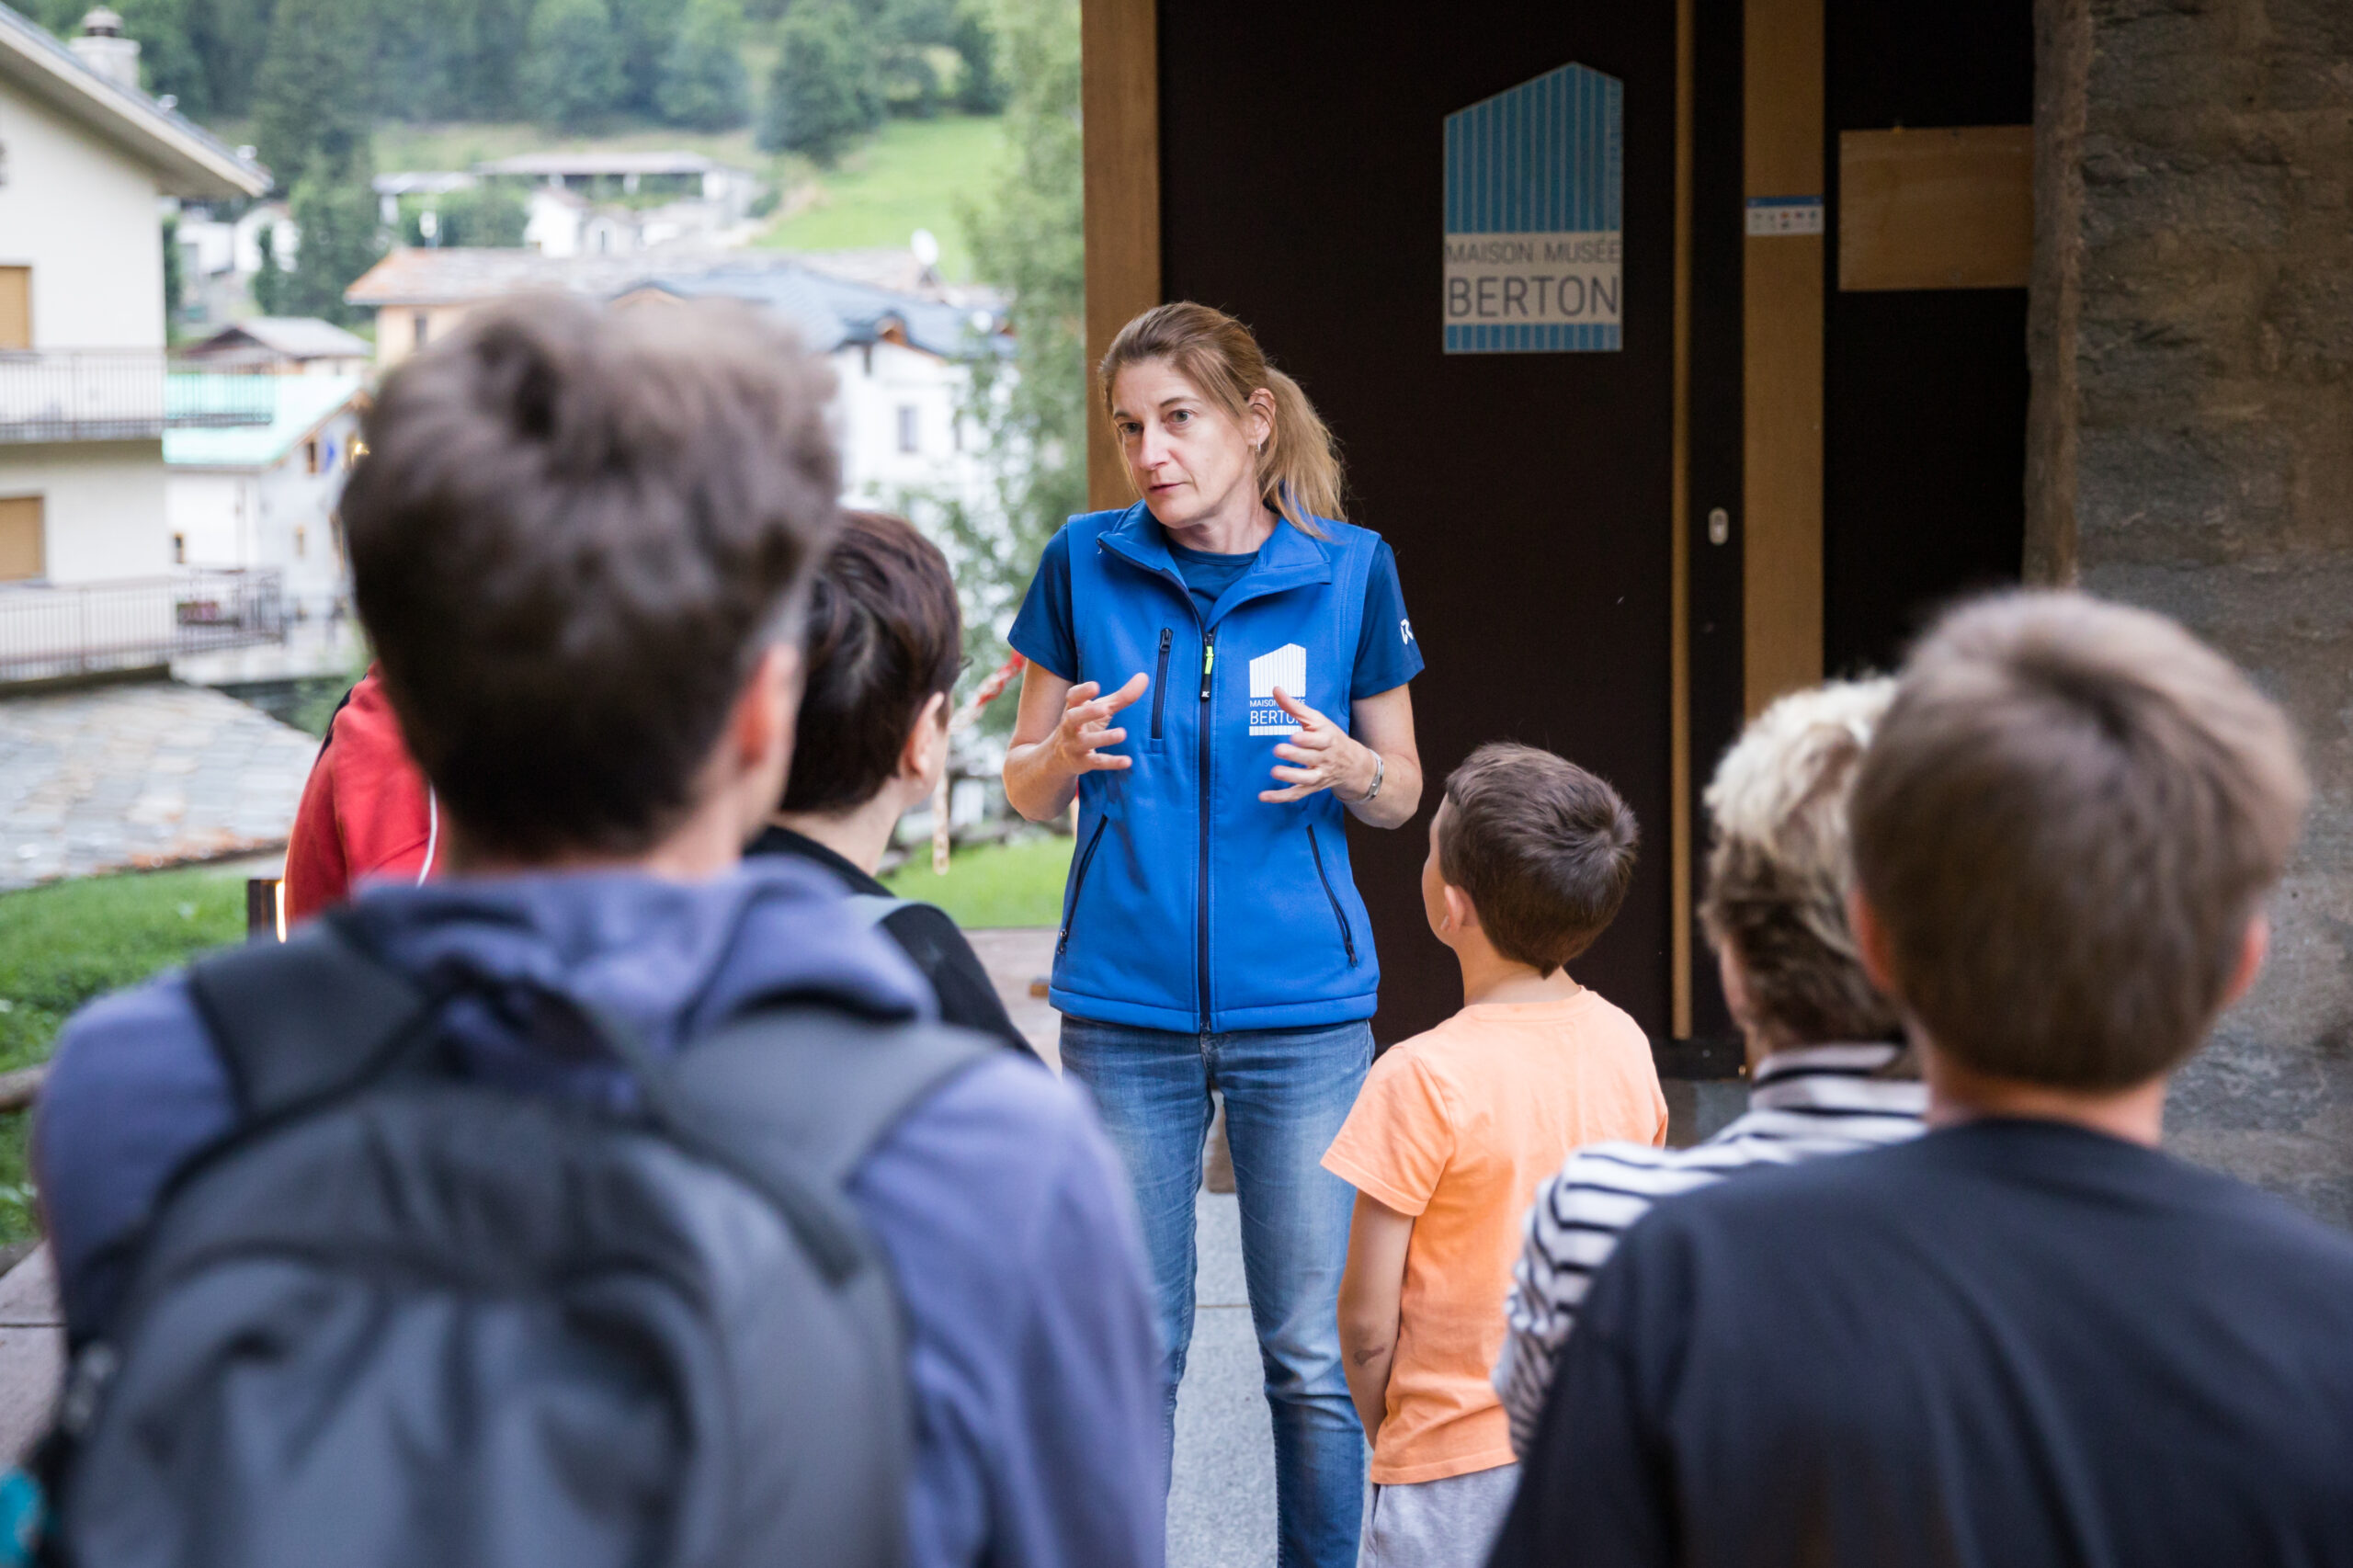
[1248,644,1307,736]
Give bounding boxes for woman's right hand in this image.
[1004,666,1151,821]
[1047,674,1151,773]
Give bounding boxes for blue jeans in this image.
[1059,1015,1371,1568]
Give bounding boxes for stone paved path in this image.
[0,679,317,891]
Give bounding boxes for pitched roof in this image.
[183,316,371,362]
[373,170,479,197]
[164,374,362,470]
[0,2,267,198]
[640,265,1005,361]
[343,248,1009,361]
[474,151,747,179]
[342,247,657,307]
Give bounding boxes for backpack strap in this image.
[562,1002,994,1286]
[185,915,435,1120]
[840,892,916,930]
[671,1006,993,1188]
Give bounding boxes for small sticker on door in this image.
[1248,644,1307,735]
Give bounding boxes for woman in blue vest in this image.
[1005,301,1424,1567]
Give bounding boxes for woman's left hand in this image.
[1259,687,1378,804]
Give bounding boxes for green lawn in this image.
[756,114,1006,279]
[357,111,1006,279]
[0,865,253,1244]
[0,829,1064,1247]
[884,831,1072,929]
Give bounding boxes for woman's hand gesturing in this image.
[1258,687,1376,804]
[1049,674,1151,774]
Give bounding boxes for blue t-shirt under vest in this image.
[1009,505,1424,1034]
[1018,525,1422,700]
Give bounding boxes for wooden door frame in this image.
[1080,0,1160,512]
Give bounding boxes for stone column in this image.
[2030,0,2353,1221]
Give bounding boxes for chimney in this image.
[68,8,142,93]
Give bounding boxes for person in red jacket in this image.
[282,665,438,923]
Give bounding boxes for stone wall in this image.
[2032,0,2353,1222]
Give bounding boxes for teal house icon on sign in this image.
[1443,62,1624,353]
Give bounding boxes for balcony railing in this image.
[0,352,276,444]
[0,569,288,683]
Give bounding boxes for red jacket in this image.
[283,666,437,924]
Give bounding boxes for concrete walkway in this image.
[1172,1189,1279,1567]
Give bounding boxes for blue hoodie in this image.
[36,858,1166,1568]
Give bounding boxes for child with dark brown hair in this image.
[1322,742,1662,1568]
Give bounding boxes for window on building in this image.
[171,532,186,564]
[304,438,321,475]
[0,496,43,582]
[0,267,28,351]
[294,527,307,560]
[897,405,919,454]
[413,312,430,347]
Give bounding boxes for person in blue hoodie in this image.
[1004,301,1426,1568]
[36,296,1166,1568]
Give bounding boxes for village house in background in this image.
[369,151,762,265]
[179,317,370,378]
[345,247,1004,512]
[172,201,296,332]
[165,372,362,626]
[0,3,269,608]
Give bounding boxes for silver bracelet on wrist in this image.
[1355,753,1385,804]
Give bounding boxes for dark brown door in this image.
[1158,6,1681,1041]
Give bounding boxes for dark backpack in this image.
[40,915,988,1568]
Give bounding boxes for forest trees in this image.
[248,0,380,323]
[517,0,623,130]
[39,0,995,142]
[656,0,751,131]
[756,0,881,163]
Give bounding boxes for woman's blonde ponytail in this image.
[1099,301,1345,539]
[1257,369,1342,537]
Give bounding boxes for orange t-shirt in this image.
[1322,992,1667,1483]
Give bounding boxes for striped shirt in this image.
[1493,1042,1927,1457]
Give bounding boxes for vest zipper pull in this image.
[1199,629,1216,701]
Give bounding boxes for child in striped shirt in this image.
[1494,679,1926,1456]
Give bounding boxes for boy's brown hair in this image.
[1848,592,2308,1089]
[342,294,841,858]
[1438,744,1639,975]
[782,510,965,814]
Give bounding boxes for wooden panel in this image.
[1080,0,1160,511]
[0,497,44,582]
[1671,0,1696,1036]
[1744,0,1824,714]
[0,268,28,351]
[1839,125,2032,291]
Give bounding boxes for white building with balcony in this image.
[165,373,362,621]
[0,3,270,588]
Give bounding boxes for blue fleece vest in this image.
[1050,504,1382,1034]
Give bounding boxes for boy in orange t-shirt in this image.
[1324,743,1665,1568]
